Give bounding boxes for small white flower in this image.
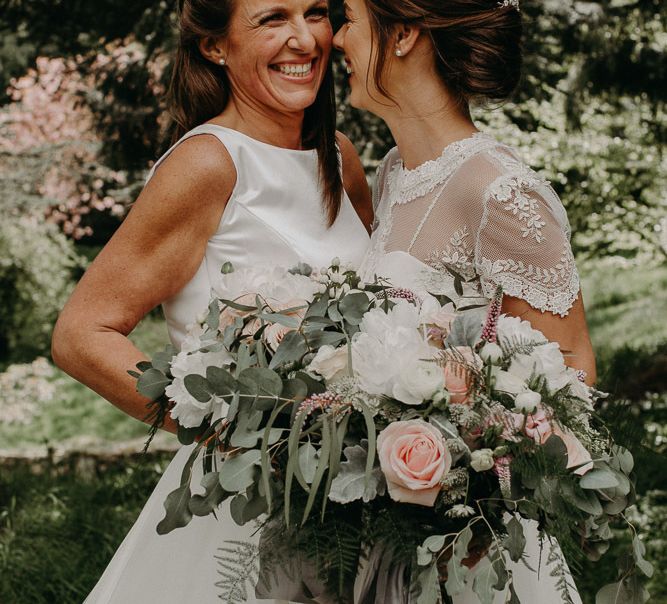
[470,449,495,472]
[479,342,504,364]
[331,257,341,267]
[445,504,476,519]
[514,390,542,412]
[331,272,344,285]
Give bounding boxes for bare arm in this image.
[337,131,373,234]
[502,291,597,385]
[52,135,236,433]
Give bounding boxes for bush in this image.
[0,212,82,363]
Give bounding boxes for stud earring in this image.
[218,58,226,66]
[395,49,403,57]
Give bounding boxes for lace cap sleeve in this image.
[474,171,580,316]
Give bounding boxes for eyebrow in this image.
[251,0,328,21]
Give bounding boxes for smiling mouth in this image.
[271,60,315,78]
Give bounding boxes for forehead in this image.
[237,0,327,15]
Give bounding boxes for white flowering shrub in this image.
[0,213,82,362]
[0,357,57,425]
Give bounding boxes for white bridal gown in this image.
[356,132,583,604]
[84,124,370,604]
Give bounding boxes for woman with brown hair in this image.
[52,0,371,602]
[334,0,592,601]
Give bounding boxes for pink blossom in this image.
[377,420,451,507]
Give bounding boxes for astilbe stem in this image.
[481,286,504,344]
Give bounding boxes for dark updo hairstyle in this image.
[365,0,523,106]
[168,0,343,225]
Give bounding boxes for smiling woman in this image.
[51,0,372,602]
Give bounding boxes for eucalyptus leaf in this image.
[580,468,621,490]
[503,516,526,563]
[219,450,262,492]
[206,365,237,396]
[305,331,347,349]
[156,484,193,535]
[543,434,568,470]
[257,311,302,329]
[151,349,175,374]
[633,536,654,578]
[415,561,440,604]
[229,493,248,525]
[218,297,257,312]
[136,368,171,401]
[239,367,283,398]
[445,526,473,596]
[189,472,226,517]
[472,556,499,604]
[269,331,308,369]
[281,378,308,404]
[183,374,215,403]
[596,577,650,604]
[339,292,371,325]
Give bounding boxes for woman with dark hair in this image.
[334,0,593,601]
[52,0,371,602]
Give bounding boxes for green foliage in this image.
[0,461,166,604]
[0,213,82,363]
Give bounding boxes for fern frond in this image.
[215,540,260,604]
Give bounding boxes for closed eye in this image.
[306,6,329,20]
[258,11,287,26]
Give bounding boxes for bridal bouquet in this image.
[135,261,652,604]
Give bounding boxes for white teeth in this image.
[277,62,312,77]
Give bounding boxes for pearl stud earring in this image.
[395,49,403,57]
[218,58,226,66]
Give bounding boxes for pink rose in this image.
[524,407,553,444]
[523,407,593,475]
[443,347,482,404]
[552,424,594,475]
[377,420,451,507]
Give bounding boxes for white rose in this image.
[308,345,349,382]
[509,342,570,393]
[492,367,527,395]
[392,360,445,406]
[165,348,232,428]
[470,449,495,472]
[497,315,548,346]
[514,390,542,412]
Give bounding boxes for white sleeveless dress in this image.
[84,124,370,604]
[356,132,583,604]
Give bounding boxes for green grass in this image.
[581,263,667,356]
[0,313,172,451]
[0,461,168,604]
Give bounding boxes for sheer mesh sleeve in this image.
[475,172,580,316]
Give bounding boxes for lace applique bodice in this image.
[361,132,580,316]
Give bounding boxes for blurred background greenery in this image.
[0,0,665,602]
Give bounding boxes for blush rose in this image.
[377,419,451,507]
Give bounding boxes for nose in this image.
[287,17,317,53]
[333,26,345,52]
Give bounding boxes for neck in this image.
[214,96,306,150]
[377,72,478,170]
